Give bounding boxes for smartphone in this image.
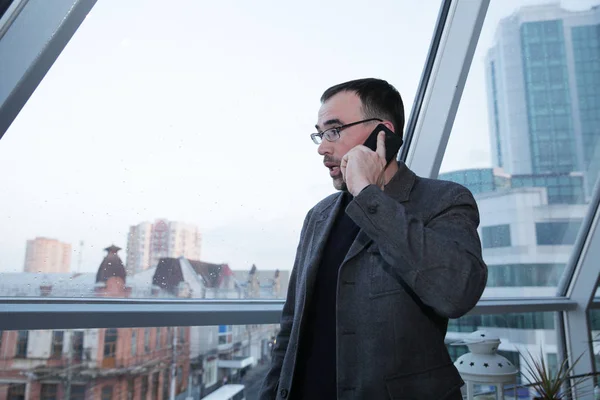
[363,123,403,164]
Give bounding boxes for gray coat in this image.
[259,162,487,400]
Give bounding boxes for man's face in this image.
[316,91,377,191]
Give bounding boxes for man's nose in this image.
[317,140,332,156]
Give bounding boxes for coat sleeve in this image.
[346,184,487,319]
[257,209,313,400]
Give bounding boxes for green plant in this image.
[519,348,587,400]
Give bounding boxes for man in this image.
[259,78,487,399]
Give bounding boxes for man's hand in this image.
[340,131,387,196]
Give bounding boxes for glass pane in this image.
[0,0,440,299]
[439,0,600,298]
[0,324,276,400]
[447,312,562,398]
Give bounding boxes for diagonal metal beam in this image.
[404,0,490,179]
[0,0,98,139]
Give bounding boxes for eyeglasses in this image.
[310,118,382,145]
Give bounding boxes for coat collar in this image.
[310,162,417,264]
[316,161,416,221]
[383,161,416,203]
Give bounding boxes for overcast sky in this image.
[0,0,597,276]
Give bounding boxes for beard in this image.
[332,174,348,192]
[324,155,348,192]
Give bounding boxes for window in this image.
[482,224,511,248]
[156,328,161,349]
[72,331,84,360]
[131,329,137,356]
[103,328,118,358]
[7,384,25,400]
[163,370,170,400]
[536,220,582,245]
[141,376,148,400]
[51,330,64,357]
[41,384,58,400]
[70,385,86,400]
[0,0,437,302]
[101,386,113,400]
[218,325,232,345]
[127,379,134,400]
[15,331,27,358]
[179,326,185,343]
[144,328,150,353]
[152,371,160,400]
[440,1,599,299]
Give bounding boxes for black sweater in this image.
[293,193,360,399]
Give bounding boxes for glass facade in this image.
[535,220,583,245]
[486,263,565,287]
[511,174,585,204]
[572,23,600,196]
[482,224,512,248]
[521,20,576,175]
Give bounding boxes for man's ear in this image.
[382,120,395,133]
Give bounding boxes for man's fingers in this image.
[376,131,386,160]
[340,154,348,179]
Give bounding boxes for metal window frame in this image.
[0,297,578,331]
[560,179,600,398]
[404,0,490,179]
[0,0,98,140]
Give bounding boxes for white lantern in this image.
[452,330,519,399]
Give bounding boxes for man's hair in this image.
[320,78,405,138]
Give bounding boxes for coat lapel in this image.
[342,162,416,265]
[302,193,344,301]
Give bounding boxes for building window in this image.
[179,326,185,343]
[127,379,135,400]
[131,329,137,356]
[51,331,64,357]
[482,224,511,248]
[536,220,582,245]
[487,263,565,287]
[8,384,25,400]
[70,385,86,400]
[163,370,170,400]
[104,328,118,358]
[101,386,113,400]
[144,328,151,353]
[72,331,84,360]
[15,331,28,358]
[156,328,161,349]
[218,325,232,345]
[152,371,160,400]
[41,384,58,400]
[141,376,148,400]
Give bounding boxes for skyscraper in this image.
[126,219,202,274]
[485,4,600,195]
[24,237,72,273]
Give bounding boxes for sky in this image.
[0,0,598,277]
